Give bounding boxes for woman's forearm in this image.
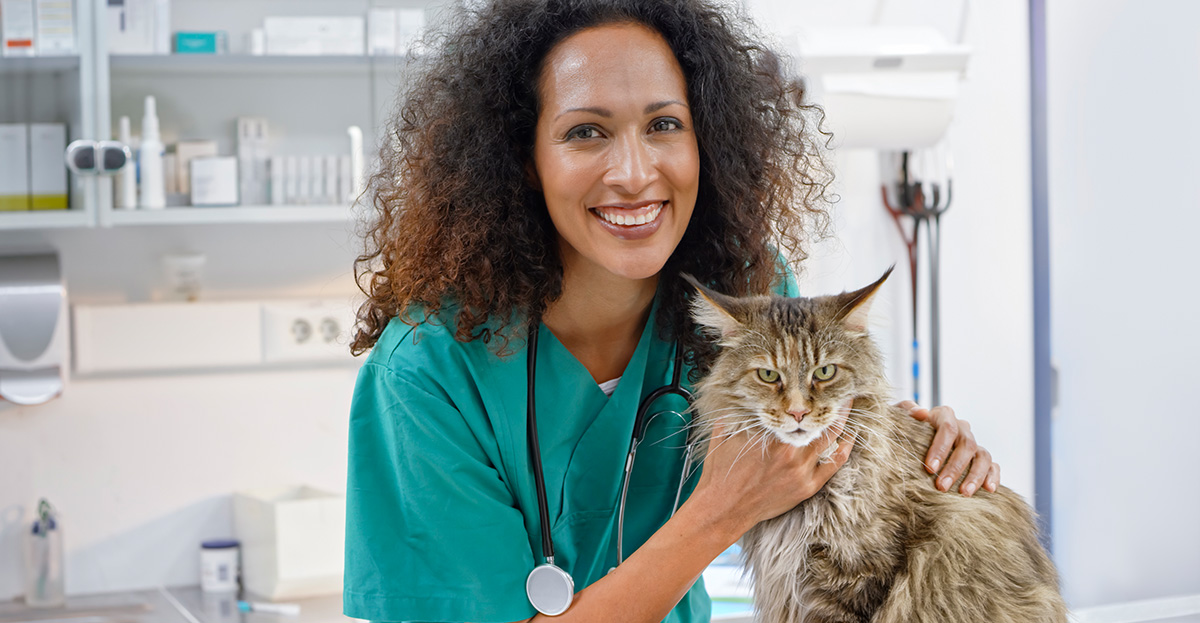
[515,486,746,623]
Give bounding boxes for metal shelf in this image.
[102,204,366,226]
[0,55,81,75]
[0,210,92,230]
[108,54,405,75]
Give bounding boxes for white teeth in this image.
[597,203,664,226]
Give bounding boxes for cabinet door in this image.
[0,0,100,230]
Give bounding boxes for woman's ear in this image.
[525,160,542,191]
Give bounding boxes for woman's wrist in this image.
[678,483,752,545]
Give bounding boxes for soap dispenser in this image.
[0,252,68,406]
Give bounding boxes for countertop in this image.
[0,587,358,623]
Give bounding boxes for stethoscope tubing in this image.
[525,321,696,615]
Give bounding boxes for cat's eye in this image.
[757,368,781,384]
[813,364,838,381]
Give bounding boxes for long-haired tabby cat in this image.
[684,269,1066,623]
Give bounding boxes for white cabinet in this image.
[0,0,434,232]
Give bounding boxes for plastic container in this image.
[200,539,240,593]
[138,95,165,209]
[232,486,344,600]
[24,499,65,608]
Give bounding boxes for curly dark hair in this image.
[351,0,833,380]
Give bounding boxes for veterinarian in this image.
[343,1,1001,621]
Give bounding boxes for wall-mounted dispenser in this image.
[793,27,970,150]
[0,253,68,406]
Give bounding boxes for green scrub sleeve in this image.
[777,254,801,296]
[343,362,538,623]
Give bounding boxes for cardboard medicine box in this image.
[0,124,30,211]
[29,123,67,210]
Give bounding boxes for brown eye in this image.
[757,368,780,383]
[813,364,837,381]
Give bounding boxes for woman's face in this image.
[532,22,700,283]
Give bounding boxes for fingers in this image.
[936,420,977,491]
[923,406,959,474]
[896,400,922,419]
[959,447,992,496]
[985,462,1001,493]
[814,435,855,480]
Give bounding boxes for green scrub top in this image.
[344,274,798,623]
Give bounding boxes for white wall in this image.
[1048,0,1200,608]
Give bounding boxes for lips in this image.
[589,201,668,241]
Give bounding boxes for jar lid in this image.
[201,539,240,549]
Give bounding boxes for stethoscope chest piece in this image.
[527,562,574,616]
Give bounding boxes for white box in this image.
[338,155,351,203]
[190,156,238,206]
[0,124,30,211]
[2,0,35,57]
[284,156,298,204]
[175,139,218,195]
[233,486,345,600]
[322,155,337,204]
[263,16,364,56]
[269,156,284,205]
[28,123,67,210]
[106,0,157,54]
[236,117,269,206]
[35,0,75,55]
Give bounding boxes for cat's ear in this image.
[681,273,745,340]
[834,266,893,332]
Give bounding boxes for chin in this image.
[776,428,822,449]
[601,253,673,281]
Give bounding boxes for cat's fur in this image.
[685,270,1066,623]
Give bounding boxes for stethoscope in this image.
[524,322,697,616]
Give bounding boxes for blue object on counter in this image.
[201,539,239,549]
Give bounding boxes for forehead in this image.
[538,22,689,113]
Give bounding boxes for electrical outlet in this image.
[261,299,356,363]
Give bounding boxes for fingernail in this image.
[940,477,952,490]
[929,459,940,472]
[964,483,976,496]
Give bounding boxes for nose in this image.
[603,133,657,195]
[787,408,810,423]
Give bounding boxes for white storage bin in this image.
[233,486,345,600]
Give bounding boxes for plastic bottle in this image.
[24,499,65,608]
[138,96,165,209]
[115,116,137,210]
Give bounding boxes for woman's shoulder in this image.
[360,307,523,391]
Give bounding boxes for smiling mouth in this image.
[591,201,666,227]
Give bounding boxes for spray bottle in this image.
[138,96,165,209]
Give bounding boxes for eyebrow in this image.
[554,100,688,121]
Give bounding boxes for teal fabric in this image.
[344,270,799,623]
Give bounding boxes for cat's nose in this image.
[787,408,810,423]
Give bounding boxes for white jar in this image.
[200,539,240,593]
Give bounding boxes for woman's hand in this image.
[900,400,1000,497]
[694,401,856,534]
